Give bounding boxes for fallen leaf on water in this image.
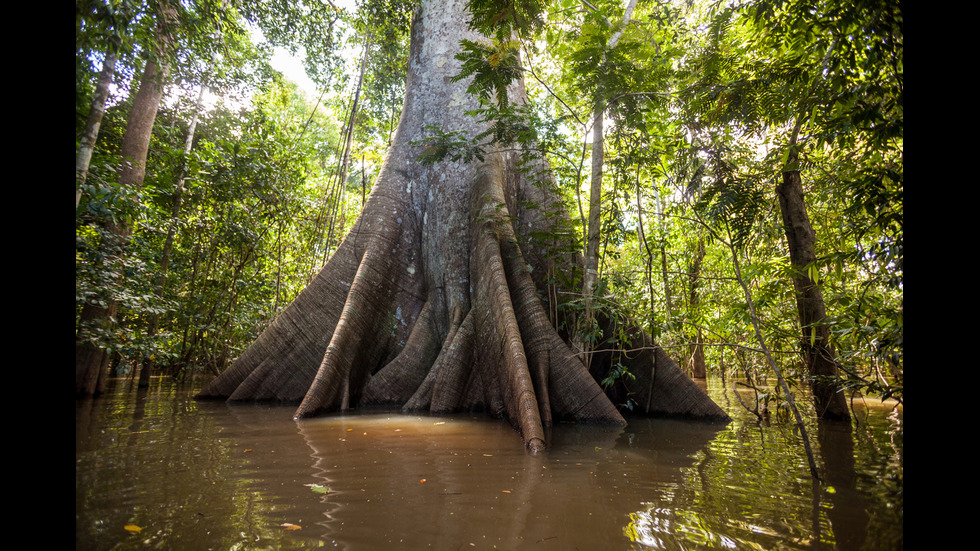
[124,525,141,534]
[244,449,253,453]
[305,483,330,494]
[281,523,302,531]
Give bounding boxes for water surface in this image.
[76,379,902,550]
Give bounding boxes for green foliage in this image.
[452,38,524,108]
[76,0,903,407]
[76,2,344,375]
[239,0,347,88]
[355,0,414,145]
[412,126,487,166]
[467,0,545,39]
[668,0,903,402]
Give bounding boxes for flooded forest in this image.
[77,0,902,548]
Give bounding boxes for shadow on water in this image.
[76,379,902,550]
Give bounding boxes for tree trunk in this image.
[688,239,706,379]
[197,0,728,452]
[141,81,207,388]
[777,167,850,421]
[577,105,604,367]
[635,179,657,334]
[577,0,639,369]
[76,49,117,209]
[76,8,174,397]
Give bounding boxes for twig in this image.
[691,209,821,481]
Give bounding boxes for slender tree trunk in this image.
[117,58,169,192]
[654,189,673,320]
[198,0,727,452]
[777,165,850,421]
[578,107,604,366]
[774,37,849,422]
[577,0,639,367]
[635,179,657,333]
[76,49,117,209]
[723,218,820,480]
[76,4,175,397]
[140,82,207,388]
[688,239,706,378]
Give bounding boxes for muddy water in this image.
[76,379,902,550]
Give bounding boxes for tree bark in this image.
[76,50,117,209]
[688,239,706,379]
[774,37,849,422]
[197,0,728,451]
[577,0,639,368]
[140,81,208,388]
[777,167,850,421]
[76,3,175,397]
[635,178,657,333]
[578,106,604,367]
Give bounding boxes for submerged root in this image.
[295,211,419,418]
[198,154,725,454]
[471,196,547,451]
[468,160,625,452]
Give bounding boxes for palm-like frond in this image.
[452,38,523,108]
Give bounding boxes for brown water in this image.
[76,379,902,550]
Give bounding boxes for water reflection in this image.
[185,405,728,550]
[293,414,628,549]
[76,380,902,550]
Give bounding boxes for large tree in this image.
[76,0,177,396]
[197,0,728,453]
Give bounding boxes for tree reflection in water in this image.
[76,379,902,550]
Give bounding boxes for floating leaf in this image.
[281,523,302,531]
[124,525,141,534]
[305,483,330,494]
